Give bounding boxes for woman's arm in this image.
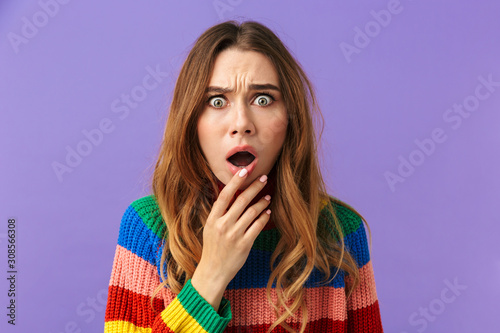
[191,169,271,312]
[104,199,231,332]
[342,208,384,332]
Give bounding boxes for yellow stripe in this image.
[160,298,208,333]
[104,320,152,333]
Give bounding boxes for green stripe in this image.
[130,195,167,239]
[254,198,363,251]
[319,198,363,239]
[253,228,281,251]
[177,279,231,332]
[129,195,362,249]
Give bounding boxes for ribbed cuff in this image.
[176,279,232,332]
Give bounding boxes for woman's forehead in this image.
[208,49,280,89]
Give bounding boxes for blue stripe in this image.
[344,221,370,268]
[226,249,346,290]
[117,199,369,289]
[117,204,162,266]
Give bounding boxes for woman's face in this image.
[197,48,288,189]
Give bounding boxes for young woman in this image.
[104,20,383,333]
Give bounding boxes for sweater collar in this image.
[211,164,277,231]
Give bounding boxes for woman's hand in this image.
[191,168,272,311]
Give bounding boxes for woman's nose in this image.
[230,101,255,136]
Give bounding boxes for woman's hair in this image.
[149,20,368,333]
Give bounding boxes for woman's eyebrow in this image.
[205,83,281,93]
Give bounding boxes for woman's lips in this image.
[225,145,258,161]
[226,156,258,176]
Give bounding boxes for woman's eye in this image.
[255,94,273,106]
[208,97,227,108]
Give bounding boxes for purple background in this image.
[1,1,499,332]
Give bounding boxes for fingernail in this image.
[259,175,267,182]
[264,195,271,201]
[266,209,271,215]
[239,168,248,177]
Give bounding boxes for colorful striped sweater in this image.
[104,195,383,332]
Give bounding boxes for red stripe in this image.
[347,300,383,333]
[151,318,175,332]
[105,285,382,332]
[105,285,164,327]
[224,302,383,332]
[225,317,347,332]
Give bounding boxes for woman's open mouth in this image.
[227,151,255,167]
[226,150,258,176]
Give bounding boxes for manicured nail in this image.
[259,175,267,183]
[239,168,248,177]
[264,195,271,201]
[266,209,271,215]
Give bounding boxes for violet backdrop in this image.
[1,0,499,332]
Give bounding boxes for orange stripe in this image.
[225,318,348,332]
[108,244,379,327]
[345,261,379,311]
[347,300,383,332]
[105,285,164,327]
[105,285,204,332]
[152,317,176,332]
[224,286,347,326]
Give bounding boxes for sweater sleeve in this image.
[104,199,232,332]
[339,206,383,333]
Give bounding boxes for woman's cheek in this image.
[261,113,288,145]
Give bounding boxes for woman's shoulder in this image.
[318,195,371,267]
[118,195,167,249]
[127,194,166,236]
[318,195,366,239]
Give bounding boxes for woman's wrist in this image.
[191,268,228,312]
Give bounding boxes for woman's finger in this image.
[223,173,268,223]
[212,168,268,222]
[242,207,271,243]
[234,195,271,236]
[210,168,249,219]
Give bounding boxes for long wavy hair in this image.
[149,20,369,333]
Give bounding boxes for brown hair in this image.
[149,20,367,333]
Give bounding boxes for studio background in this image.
[1,1,499,332]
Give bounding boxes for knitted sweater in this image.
[104,195,383,332]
